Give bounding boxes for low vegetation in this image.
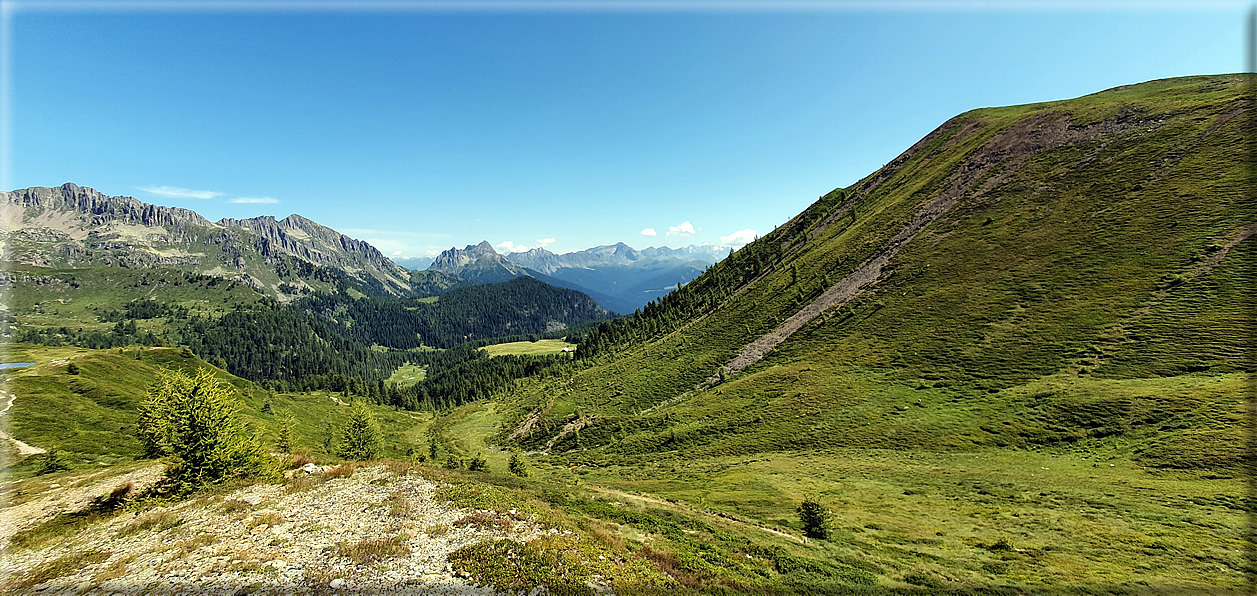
[1,75,1251,593]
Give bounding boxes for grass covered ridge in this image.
[472,75,1254,592]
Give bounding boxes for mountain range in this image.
[425,241,727,313]
[1,183,718,314]
[1,74,1251,593]
[1,183,414,299]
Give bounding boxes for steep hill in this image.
[0,184,413,298]
[481,74,1253,591]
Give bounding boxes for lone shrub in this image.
[336,399,383,461]
[508,450,529,477]
[136,368,275,493]
[798,496,832,540]
[277,411,296,453]
[467,453,488,472]
[37,448,71,475]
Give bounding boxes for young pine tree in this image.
[138,368,275,493]
[37,447,71,475]
[508,449,529,477]
[797,496,832,540]
[277,411,296,453]
[336,399,383,461]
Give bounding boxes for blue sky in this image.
[5,1,1248,259]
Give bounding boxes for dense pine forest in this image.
[14,274,610,413]
[297,276,610,349]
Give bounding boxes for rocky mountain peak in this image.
[4,184,412,297]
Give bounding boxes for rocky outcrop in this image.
[222,214,410,281]
[3,183,213,229]
[1,184,413,297]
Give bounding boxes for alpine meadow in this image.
[1,60,1253,595]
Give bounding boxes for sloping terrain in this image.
[0,464,556,594]
[482,74,1253,591]
[2,74,1252,594]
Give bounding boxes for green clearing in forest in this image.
[481,339,576,357]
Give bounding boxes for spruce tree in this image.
[508,449,529,477]
[798,496,832,540]
[37,447,71,475]
[336,399,383,461]
[277,411,296,453]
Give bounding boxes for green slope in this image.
[506,74,1252,455]
[470,74,1253,592]
[0,344,431,476]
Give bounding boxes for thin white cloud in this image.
[392,250,403,256]
[139,185,222,200]
[667,221,697,237]
[230,196,279,204]
[720,229,758,246]
[641,227,658,237]
[538,237,557,247]
[424,248,444,258]
[496,240,530,253]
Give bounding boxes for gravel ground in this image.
[1,465,560,594]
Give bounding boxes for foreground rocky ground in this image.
[1,464,563,594]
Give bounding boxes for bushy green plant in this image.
[136,368,275,493]
[798,496,832,540]
[335,399,383,461]
[468,453,488,472]
[508,449,529,477]
[36,447,71,475]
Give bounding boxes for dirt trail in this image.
[588,485,808,545]
[0,389,45,455]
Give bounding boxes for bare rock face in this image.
[428,241,528,284]
[1,184,412,298]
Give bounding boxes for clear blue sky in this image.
[5,2,1248,259]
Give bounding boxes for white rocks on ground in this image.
[1,465,563,594]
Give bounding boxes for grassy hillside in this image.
[458,75,1255,591]
[4,265,263,336]
[3,75,1251,593]
[0,344,431,477]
